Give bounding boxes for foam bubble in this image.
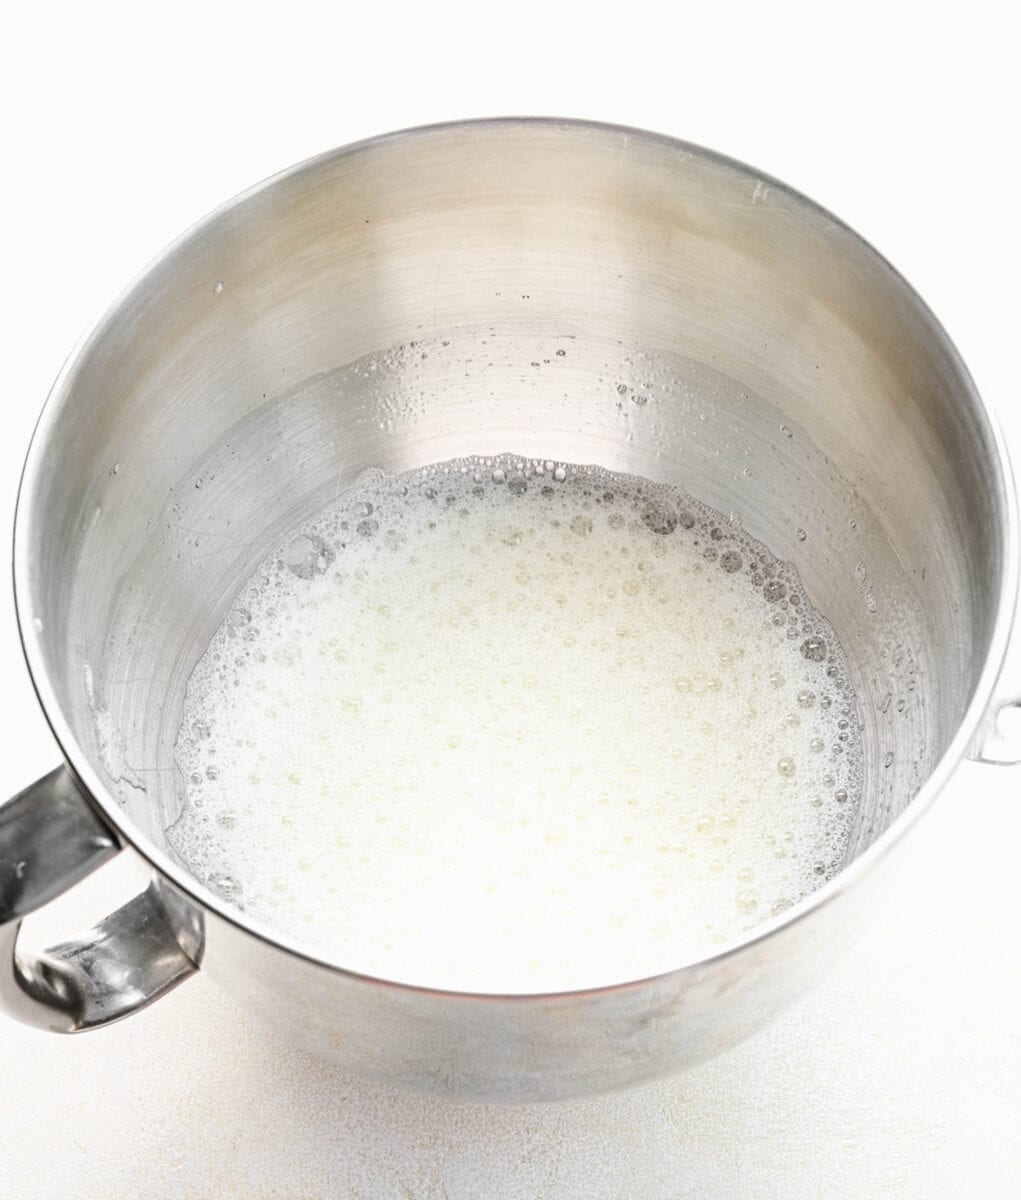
[170,454,863,993]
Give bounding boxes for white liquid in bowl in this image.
[171,456,862,992]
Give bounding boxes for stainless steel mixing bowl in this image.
[2,118,1017,1101]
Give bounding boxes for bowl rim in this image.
[12,115,1018,1001]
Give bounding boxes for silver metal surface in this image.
[5,118,1016,1097]
[0,767,197,1030]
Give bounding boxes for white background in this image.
[2,4,1019,1197]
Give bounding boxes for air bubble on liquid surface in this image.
[283,533,334,579]
[641,503,677,535]
[210,874,241,900]
[801,636,827,662]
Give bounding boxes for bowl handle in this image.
[969,696,1021,766]
[0,766,198,1031]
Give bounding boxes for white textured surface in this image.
[173,459,860,991]
[2,5,1020,1196]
